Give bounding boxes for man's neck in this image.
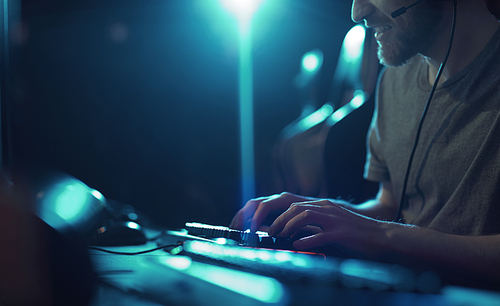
[425,1,500,86]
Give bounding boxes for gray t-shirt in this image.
[364,29,500,235]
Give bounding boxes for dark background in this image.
[9,0,355,228]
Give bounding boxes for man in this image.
[230,0,500,288]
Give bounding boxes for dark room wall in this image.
[11,0,354,228]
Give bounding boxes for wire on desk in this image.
[87,244,180,255]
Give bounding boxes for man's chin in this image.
[377,47,412,67]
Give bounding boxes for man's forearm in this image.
[382,223,500,288]
[336,199,500,287]
[340,199,397,221]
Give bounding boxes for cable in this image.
[394,0,458,222]
[87,244,180,255]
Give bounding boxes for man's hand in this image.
[230,182,397,233]
[229,192,317,232]
[268,200,391,259]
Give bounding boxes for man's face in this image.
[351,0,445,67]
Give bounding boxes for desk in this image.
[87,239,500,306]
[89,242,289,306]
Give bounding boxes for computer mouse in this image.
[86,220,148,246]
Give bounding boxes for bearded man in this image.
[231,0,500,289]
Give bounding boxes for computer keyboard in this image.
[180,239,439,292]
[155,223,442,294]
[184,222,294,249]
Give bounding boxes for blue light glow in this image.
[350,92,365,108]
[53,182,90,222]
[342,25,366,63]
[340,259,396,285]
[159,253,286,304]
[36,176,107,233]
[126,221,140,230]
[327,90,367,125]
[219,0,267,206]
[161,256,193,271]
[297,103,334,131]
[220,0,264,24]
[303,54,318,72]
[238,22,256,205]
[302,49,323,73]
[91,189,105,201]
[204,0,271,206]
[196,265,284,303]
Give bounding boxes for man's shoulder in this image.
[379,55,427,94]
[383,55,426,80]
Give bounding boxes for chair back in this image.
[273,25,380,200]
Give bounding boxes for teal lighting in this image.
[298,103,334,131]
[221,0,264,26]
[342,24,366,63]
[302,49,323,73]
[91,189,105,201]
[294,49,324,89]
[238,22,256,205]
[162,256,193,271]
[126,221,140,230]
[302,54,319,72]
[443,286,500,306]
[194,264,284,303]
[203,0,276,206]
[282,103,334,140]
[218,0,266,206]
[159,254,286,304]
[53,181,91,222]
[340,259,395,285]
[327,90,367,125]
[36,176,107,233]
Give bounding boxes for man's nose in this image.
[351,0,375,23]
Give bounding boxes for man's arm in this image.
[230,182,397,232]
[382,221,500,288]
[353,183,500,285]
[339,181,399,221]
[268,183,500,288]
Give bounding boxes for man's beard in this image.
[377,4,443,67]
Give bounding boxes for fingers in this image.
[229,199,263,230]
[249,194,282,232]
[289,225,322,240]
[230,192,319,232]
[250,192,309,232]
[229,193,294,230]
[293,232,332,250]
[278,210,337,250]
[280,209,329,238]
[268,200,333,236]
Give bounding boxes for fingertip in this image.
[229,213,241,229]
[250,222,258,233]
[229,220,237,229]
[267,226,276,237]
[293,234,318,250]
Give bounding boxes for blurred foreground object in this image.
[0,171,97,305]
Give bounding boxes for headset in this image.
[389,0,458,222]
[391,0,427,18]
